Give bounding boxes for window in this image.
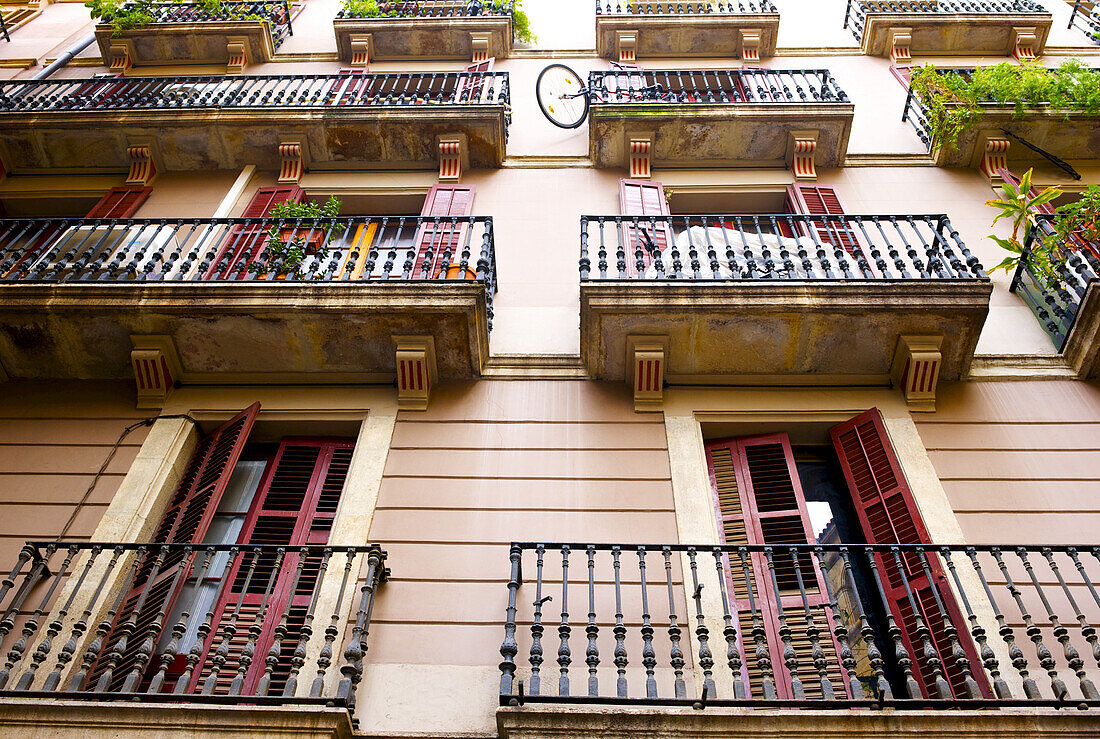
[705,409,990,700]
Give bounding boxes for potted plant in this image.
[249,196,346,279]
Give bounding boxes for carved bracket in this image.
[628,335,668,412]
[615,29,637,63]
[438,133,468,183]
[130,335,182,409]
[979,136,1010,182]
[349,33,373,67]
[892,335,942,412]
[108,42,133,73]
[278,140,305,184]
[889,27,912,64]
[124,143,157,186]
[1012,26,1037,61]
[787,130,818,181]
[628,134,652,179]
[226,36,249,74]
[739,29,762,62]
[470,31,492,62]
[394,335,438,411]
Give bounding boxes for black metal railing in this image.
[337,0,515,18]
[100,1,295,49]
[845,0,1047,42]
[0,542,386,707]
[579,214,986,281]
[500,542,1100,707]
[1010,214,1100,351]
[0,10,9,42]
[596,1,777,15]
[0,71,510,115]
[1069,0,1100,44]
[588,68,848,105]
[0,216,498,325]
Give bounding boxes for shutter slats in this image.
[618,178,671,277]
[413,185,476,279]
[204,187,303,279]
[85,187,152,219]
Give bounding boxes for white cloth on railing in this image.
[642,226,811,279]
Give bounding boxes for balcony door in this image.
[412,184,476,278]
[204,185,303,280]
[619,178,670,278]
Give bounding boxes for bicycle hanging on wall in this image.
[535,62,669,129]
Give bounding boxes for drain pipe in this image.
[33,32,96,80]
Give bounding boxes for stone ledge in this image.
[497,705,1100,738]
[930,108,1100,170]
[94,20,278,67]
[861,12,1053,57]
[333,16,513,61]
[1064,281,1100,380]
[0,698,352,739]
[594,14,779,60]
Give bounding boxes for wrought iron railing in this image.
[337,0,515,18]
[1069,0,1100,44]
[0,71,511,116]
[0,215,498,325]
[579,214,986,280]
[588,68,848,105]
[845,0,1048,42]
[1010,214,1100,351]
[0,10,9,42]
[0,542,386,706]
[100,1,295,49]
[595,1,777,15]
[500,542,1100,707]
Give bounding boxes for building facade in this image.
[0,0,1098,736]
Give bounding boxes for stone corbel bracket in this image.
[739,29,762,62]
[108,40,134,73]
[628,134,653,179]
[226,36,250,74]
[892,334,943,412]
[278,140,307,184]
[131,335,183,409]
[124,139,160,186]
[349,33,373,67]
[394,335,438,411]
[628,335,669,412]
[470,31,492,62]
[978,134,1010,182]
[1012,26,1038,61]
[438,133,468,183]
[889,27,912,64]
[787,130,818,181]
[615,29,637,63]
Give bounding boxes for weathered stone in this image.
[93,20,277,67]
[595,14,779,60]
[861,12,1052,58]
[333,16,513,62]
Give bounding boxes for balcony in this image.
[1069,0,1100,44]
[587,69,854,170]
[334,1,515,62]
[578,213,990,383]
[0,215,495,382]
[1010,215,1100,378]
[594,1,779,60]
[497,541,1100,737]
[902,68,1100,171]
[0,541,385,729]
[93,1,294,68]
[844,0,1052,59]
[0,72,510,175]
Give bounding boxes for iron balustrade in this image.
[100,1,295,49]
[1009,214,1100,351]
[0,541,386,707]
[595,1,777,15]
[499,542,1100,708]
[588,68,848,105]
[0,10,8,42]
[336,0,516,18]
[0,215,498,326]
[579,213,986,281]
[845,0,1047,42]
[1069,0,1100,44]
[0,71,511,117]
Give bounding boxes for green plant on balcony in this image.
[910,60,1100,148]
[88,0,270,34]
[251,196,347,280]
[986,168,1100,289]
[339,0,535,43]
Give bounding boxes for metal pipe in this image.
[32,33,96,80]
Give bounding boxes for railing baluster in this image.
[711,548,746,699]
[915,549,981,699]
[790,546,832,699]
[968,547,1038,699]
[687,547,716,700]
[1041,548,1099,699]
[97,544,169,693]
[610,545,627,697]
[202,548,260,694]
[815,547,865,699]
[942,548,1010,699]
[311,549,356,697]
[283,547,332,697]
[499,544,521,700]
[47,545,118,691]
[889,547,951,699]
[1014,547,1069,700]
[764,547,804,699]
[336,547,385,712]
[4,544,75,689]
[531,544,549,696]
[738,546,775,698]
[176,545,238,694]
[584,545,598,697]
[992,547,1056,699]
[230,547,285,695]
[149,547,213,693]
[863,549,920,698]
[663,547,686,698]
[638,547,657,699]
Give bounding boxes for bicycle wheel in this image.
[536,63,589,129]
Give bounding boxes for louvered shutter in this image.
[86,187,153,219]
[829,409,991,699]
[204,186,302,279]
[455,57,494,102]
[87,403,260,692]
[619,178,671,278]
[328,68,375,105]
[191,439,354,695]
[785,184,863,260]
[411,185,476,279]
[706,434,851,699]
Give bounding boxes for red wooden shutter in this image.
[328,68,375,105]
[619,178,671,278]
[890,66,913,87]
[412,185,476,279]
[204,186,302,279]
[191,439,354,695]
[785,184,862,260]
[829,409,991,699]
[85,187,152,219]
[87,403,261,692]
[455,58,495,102]
[706,433,851,699]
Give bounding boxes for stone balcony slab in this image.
[333,15,513,61]
[594,13,779,59]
